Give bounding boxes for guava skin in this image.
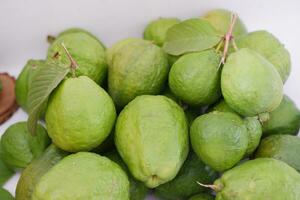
[144,18,180,46]
[209,99,263,156]
[221,48,283,117]
[262,95,300,136]
[189,193,214,200]
[0,188,14,200]
[190,111,248,172]
[47,32,107,85]
[16,144,69,200]
[107,38,169,108]
[45,76,116,152]
[0,122,50,169]
[255,135,300,172]
[56,28,106,48]
[32,152,130,200]
[203,9,247,37]
[214,158,300,200]
[155,152,218,200]
[235,30,291,82]
[169,50,221,106]
[105,151,148,200]
[115,95,189,188]
[15,60,46,113]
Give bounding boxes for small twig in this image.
[197,181,219,191]
[219,13,238,66]
[61,42,78,77]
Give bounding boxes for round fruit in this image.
[213,158,300,200]
[255,135,300,171]
[155,152,217,200]
[107,38,169,108]
[115,95,189,188]
[169,50,221,106]
[144,18,180,46]
[47,32,107,85]
[190,111,248,172]
[0,122,50,168]
[221,48,283,117]
[203,9,247,37]
[45,76,116,152]
[243,117,262,156]
[234,30,291,82]
[262,95,300,136]
[32,152,130,200]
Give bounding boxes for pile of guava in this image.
[0,8,300,200]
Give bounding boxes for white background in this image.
[0,0,299,198]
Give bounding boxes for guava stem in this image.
[61,43,78,77]
[219,13,237,66]
[47,35,56,44]
[197,181,222,192]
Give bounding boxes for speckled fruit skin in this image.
[155,152,217,200]
[47,32,107,85]
[221,48,283,117]
[210,99,262,156]
[255,135,300,172]
[214,158,300,200]
[262,95,300,136]
[189,193,214,200]
[15,60,47,113]
[45,76,116,152]
[107,38,169,108]
[234,30,291,82]
[169,50,221,106]
[105,151,148,200]
[190,111,248,172]
[115,95,189,188]
[32,152,130,200]
[203,9,247,37]
[144,18,180,46]
[0,122,50,169]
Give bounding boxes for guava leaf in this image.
[27,62,69,135]
[163,18,221,55]
[0,144,14,186]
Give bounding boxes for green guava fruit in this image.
[0,122,50,169]
[262,95,300,136]
[0,144,14,186]
[47,32,107,85]
[255,135,300,172]
[169,50,221,106]
[105,150,148,200]
[209,99,262,156]
[234,30,291,82]
[45,76,116,152]
[155,152,218,200]
[0,188,14,200]
[221,48,283,117]
[15,60,47,113]
[32,152,130,200]
[16,144,69,200]
[167,54,180,66]
[55,28,105,48]
[144,18,180,46]
[203,9,247,37]
[189,193,214,200]
[190,111,248,172]
[115,95,189,188]
[212,158,300,200]
[107,38,169,108]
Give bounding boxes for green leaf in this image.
[27,62,69,135]
[163,18,221,55]
[0,144,14,186]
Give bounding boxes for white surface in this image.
[0,0,300,198]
